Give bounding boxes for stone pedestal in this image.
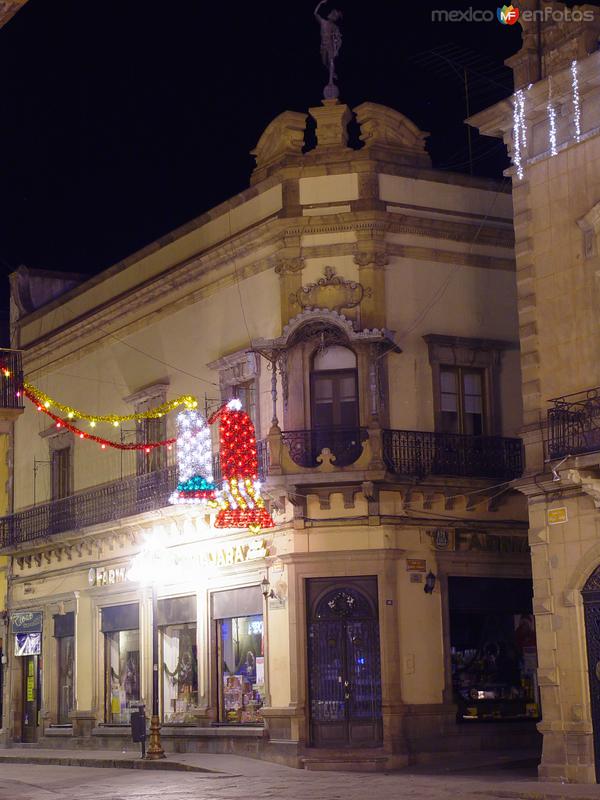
[309,100,352,150]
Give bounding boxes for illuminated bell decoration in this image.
[169,408,217,506]
[210,399,274,531]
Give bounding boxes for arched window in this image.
[310,345,358,429]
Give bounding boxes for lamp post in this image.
[128,538,167,760]
[146,581,165,760]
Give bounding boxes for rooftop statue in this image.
[314,0,343,99]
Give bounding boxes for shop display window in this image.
[161,623,198,723]
[449,577,540,722]
[217,614,264,724]
[104,627,140,724]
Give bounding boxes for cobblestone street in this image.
[0,753,599,800]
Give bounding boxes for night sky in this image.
[0,0,560,344]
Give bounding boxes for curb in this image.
[0,753,226,773]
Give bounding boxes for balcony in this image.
[1,443,270,550]
[281,427,368,469]
[0,348,24,419]
[382,429,523,481]
[547,388,600,459]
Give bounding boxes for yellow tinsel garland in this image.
[24,382,197,425]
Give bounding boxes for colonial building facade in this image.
[0,98,534,769]
[469,1,600,784]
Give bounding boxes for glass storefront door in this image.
[54,611,74,725]
[57,635,74,724]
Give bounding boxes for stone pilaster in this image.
[275,257,304,331]
[353,250,388,330]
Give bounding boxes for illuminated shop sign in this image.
[90,538,269,588]
[89,566,128,587]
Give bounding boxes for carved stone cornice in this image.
[354,251,389,269]
[21,219,289,375]
[274,257,304,276]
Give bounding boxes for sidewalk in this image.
[2,746,600,800]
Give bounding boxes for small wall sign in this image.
[11,611,43,634]
[406,559,427,572]
[548,507,568,525]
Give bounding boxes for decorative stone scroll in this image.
[291,266,370,312]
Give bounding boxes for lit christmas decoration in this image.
[209,399,274,532]
[23,382,197,424]
[24,388,176,451]
[169,408,217,506]
[572,59,581,141]
[548,100,558,157]
[512,88,526,181]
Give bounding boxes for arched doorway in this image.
[306,577,383,748]
[582,566,600,780]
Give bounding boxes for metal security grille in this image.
[307,581,382,748]
[582,567,600,781]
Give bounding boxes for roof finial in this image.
[314,1,343,101]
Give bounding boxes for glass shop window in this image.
[449,577,540,722]
[54,612,75,725]
[101,604,140,724]
[158,596,198,724]
[218,616,264,724]
[213,586,264,725]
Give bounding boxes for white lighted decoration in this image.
[572,59,581,141]
[512,89,527,181]
[547,103,558,156]
[169,408,217,506]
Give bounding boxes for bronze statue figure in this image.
[314,0,343,99]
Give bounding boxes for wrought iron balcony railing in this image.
[0,465,178,549]
[547,387,600,459]
[1,442,269,550]
[0,348,24,411]
[282,427,368,469]
[382,429,523,481]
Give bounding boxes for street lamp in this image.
[128,536,169,760]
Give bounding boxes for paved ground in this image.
[0,750,599,800]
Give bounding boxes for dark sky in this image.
[0,1,538,343]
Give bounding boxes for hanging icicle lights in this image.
[209,399,274,532]
[572,59,581,141]
[513,88,527,181]
[169,408,217,506]
[547,101,558,157]
[24,383,197,426]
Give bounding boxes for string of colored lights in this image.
[24,382,197,426]
[25,388,175,451]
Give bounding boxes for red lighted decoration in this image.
[208,399,274,532]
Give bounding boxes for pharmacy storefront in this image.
[4,521,276,747]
